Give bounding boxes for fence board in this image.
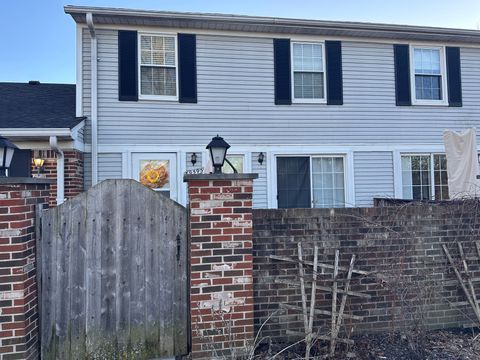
[40,179,188,359]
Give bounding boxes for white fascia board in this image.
[0,128,73,138]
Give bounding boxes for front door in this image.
[132,153,178,201]
[276,156,311,208]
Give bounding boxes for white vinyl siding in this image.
[354,152,395,207]
[252,152,267,209]
[98,153,123,181]
[83,152,92,189]
[82,32,480,146]
[82,30,480,207]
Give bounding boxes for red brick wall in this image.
[186,176,255,359]
[32,150,83,206]
[0,180,50,359]
[252,204,480,342]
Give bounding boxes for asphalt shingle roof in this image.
[0,82,84,129]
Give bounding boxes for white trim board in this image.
[76,24,480,49]
[76,24,83,117]
[91,143,466,153]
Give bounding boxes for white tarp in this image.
[443,128,480,199]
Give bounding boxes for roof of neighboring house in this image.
[65,5,480,44]
[0,82,84,129]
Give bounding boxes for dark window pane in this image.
[415,75,442,100]
[277,157,311,208]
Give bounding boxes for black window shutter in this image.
[273,39,292,105]
[9,149,31,177]
[178,34,197,103]
[446,47,462,107]
[118,30,138,101]
[393,44,411,106]
[325,41,343,105]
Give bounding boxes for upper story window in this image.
[139,34,177,100]
[410,46,448,105]
[291,42,326,103]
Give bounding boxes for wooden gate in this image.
[39,179,188,359]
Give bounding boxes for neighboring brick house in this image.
[0,81,85,206]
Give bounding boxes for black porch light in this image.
[206,135,230,174]
[258,152,265,165]
[190,152,197,166]
[0,135,17,177]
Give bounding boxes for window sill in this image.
[410,100,449,107]
[292,99,327,105]
[139,95,179,102]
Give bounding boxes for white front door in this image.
[131,153,178,201]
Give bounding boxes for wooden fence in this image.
[39,179,188,359]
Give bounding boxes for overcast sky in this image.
[1,0,480,84]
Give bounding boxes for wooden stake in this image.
[442,244,480,323]
[458,243,480,314]
[298,242,309,333]
[332,254,356,347]
[330,250,340,358]
[305,245,319,360]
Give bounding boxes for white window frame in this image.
[400,153,448,200]
[291,41,327,104]
[310,155,347,208]
[272,153,351,208]
[138,32,179,101]
[409,45,448,106]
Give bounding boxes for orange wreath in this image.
[140,161,169,189]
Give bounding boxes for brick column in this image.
[184,173,258,359]
[0,178,51,359]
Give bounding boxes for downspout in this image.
[86,12,98,185]
[49,136,64,205]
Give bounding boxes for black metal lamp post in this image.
[0,135,17,177]
[206,135,230,174]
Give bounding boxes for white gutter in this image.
[64,5,480,39]
[0,128,73,137]
[49,136,65,205]
[86,12,98,185]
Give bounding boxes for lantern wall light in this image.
[190,152,197,166]
[206,135,231,174]
[258,152,265,165]
[33,156,45,175]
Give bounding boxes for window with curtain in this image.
[292,42,325,102]
[312,157,345,208]
[402,154,449,200]
[140,34,177,98]
[412,47,445,102]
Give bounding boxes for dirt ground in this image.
[256,329,480,359]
